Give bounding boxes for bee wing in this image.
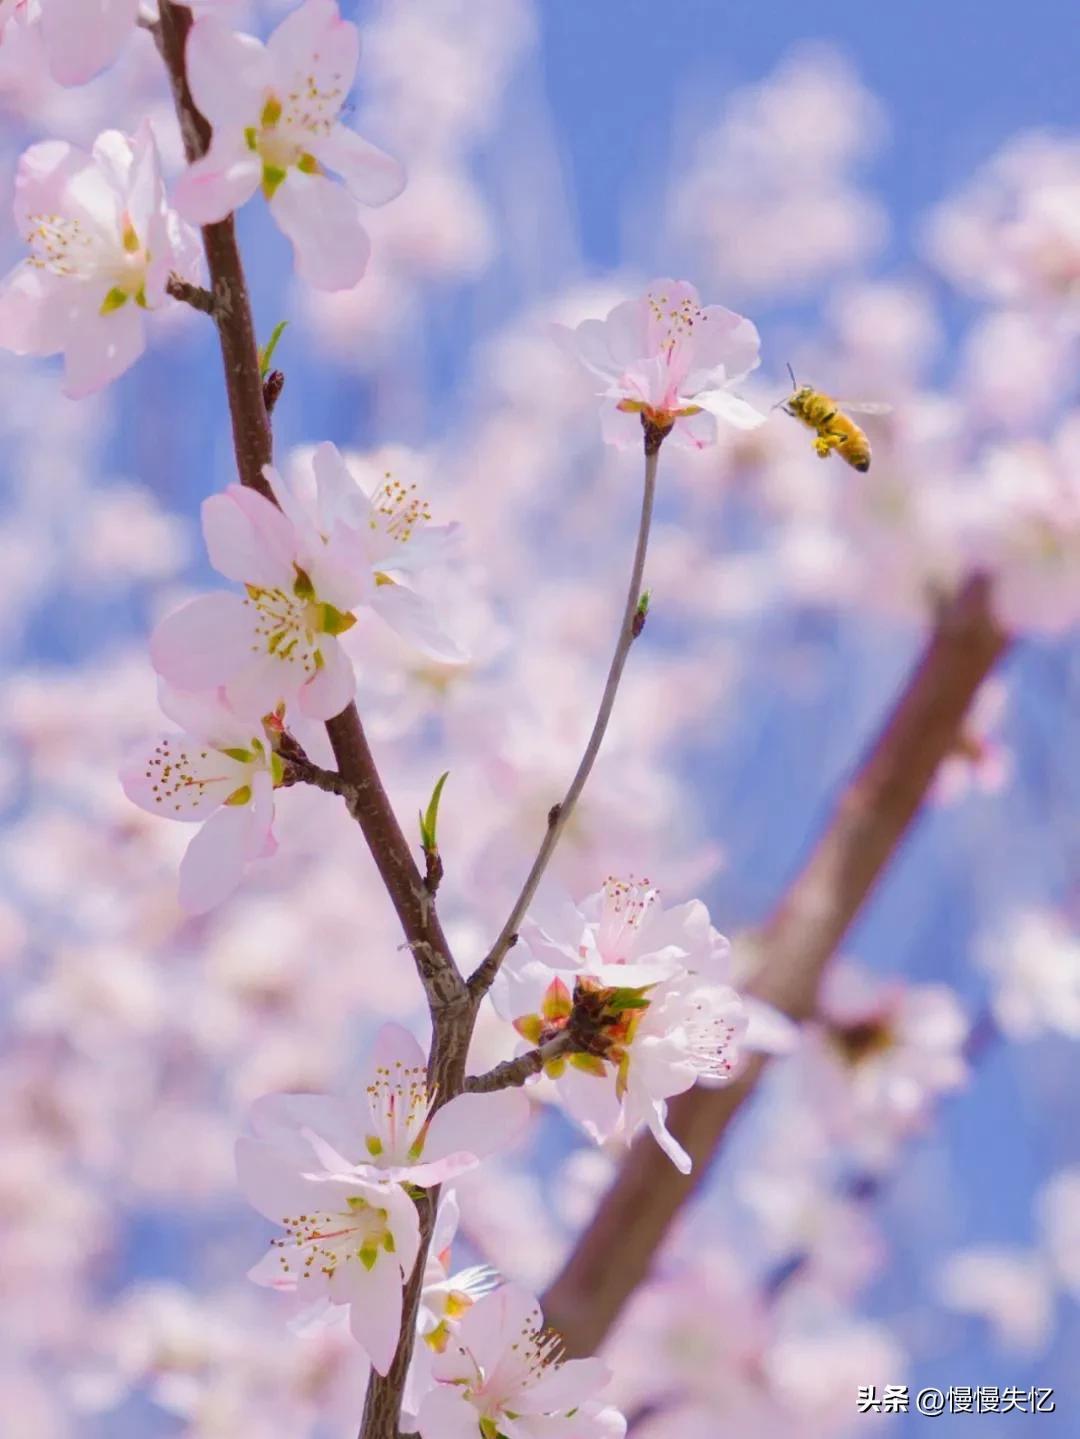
[835,400,893,416]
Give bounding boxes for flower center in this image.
[142,736,264,812]
[370,472,432,544]
[365,1057,431,1160]
[24,212,98,279]
[272,1199,393,1281]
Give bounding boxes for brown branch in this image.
[166,274,216,315]
[468,428,660,1000]
[464,1032,576,1093]
[156,2,459,1012]
[541,572,1009,1356]
[156,2,274,503]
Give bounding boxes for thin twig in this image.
[468,431,660,999]
[464,1032,576,1092]
[542,573,1009,1356]
[166,274,216,315]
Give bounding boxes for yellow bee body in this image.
[784,385,873,472]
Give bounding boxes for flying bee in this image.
[780,366,891,472]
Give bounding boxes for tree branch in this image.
[541,573,1009,1356]
[155,2,460,1010]
[464,1032,576,1092]
[468,430,661,999]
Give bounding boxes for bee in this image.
[780,366,891,472]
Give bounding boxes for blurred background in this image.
[1,0,1078,1433]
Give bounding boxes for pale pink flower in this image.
[938,1247,1055,1355]
[498,960,747,1173]
[0,124,199,397]
[242,1021,529,1188]
[965,420,1080,636]
[809,963,970,1166]
[0,0,227,87]
[979,908,1080,1040]
[931,678,1012,805]
[237,1140,420,1375]
[151,443,462,721]
[519,876,732,987]
[173,0,405,290]
[417,1284,625,1439]
[1037,1166,1080,1298]
[556,278,765,449]
[120,684,279,915]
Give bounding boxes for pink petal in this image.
[235,1135,327,1224]
[225,650,306,722]
[249,1092,365,1164]
[173,144,262,227]
[298,637,356,720]
[266,0,358,100]
[313,126,405,205]
[371,582,466,663]
[150,592,254,692]
[344,1254,403,1376]
[178,802,255,912]
[202,485,297,588]
[185,15,270,128]
[515,1355,610,1414]
[0,264,70,358]
[692,388,767,431]
[455,1285,541,1381]
[416,1386,479,1439]
[269,170,370,292]
[62,301,146,399]
[39,0,138,86]
[421,1090,529,1166]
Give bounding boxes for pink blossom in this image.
[237,1139,420,1375]
[0,124,199,397]
[499,960,747,1173]
[416,1283,625,1439]
[931,678,1012,805]
[120,684,280,914]
[0,0,228,87]
[556,278,765,449]
[979,908,1080,1041]
[173,0,405,291]
[243,1021,529,1188]
[151,444,463,721]
[519,876,732,987]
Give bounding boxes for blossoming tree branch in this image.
[2,2,1074,1438]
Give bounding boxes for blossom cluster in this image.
[1,8,1078,1439]
[0,0,404,395]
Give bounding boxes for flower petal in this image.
[313,125,405,205]
[298,637,356,720]
[269,170,371,292]
[345,1252,403,1376]
[421,1089,529,1165]
[185,16,271,128]
[178,802,259,913]
[150,592,254,692]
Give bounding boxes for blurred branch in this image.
[542,573,1009,1356]
[468,429,661,1000]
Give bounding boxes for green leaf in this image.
[419,771,449,852]
[259,319,289,379]
[606,986,653,1013]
